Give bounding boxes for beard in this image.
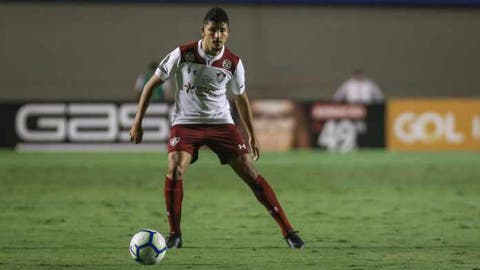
[212,44,222,51]
[212,39,223,49]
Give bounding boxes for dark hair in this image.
[203,7,229,25]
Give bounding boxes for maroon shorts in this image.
[167,124,249,164]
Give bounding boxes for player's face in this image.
[201,21,229,54]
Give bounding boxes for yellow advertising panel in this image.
[388,99,480,151]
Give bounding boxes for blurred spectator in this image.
[134,61,173,102]
[333,69,384,105]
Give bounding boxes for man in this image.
[129,8,304,249]
[333,69,384,105]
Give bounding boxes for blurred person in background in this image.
[134,61,173,102]
[333,68,384,105]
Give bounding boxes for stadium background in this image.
[1,0,479,152]
[0,1,479,269]
[1,1,480,101]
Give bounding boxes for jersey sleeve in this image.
[154,47,181,81]
[227,59,246,95]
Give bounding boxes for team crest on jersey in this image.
[222,59,232,69]
[216,72,226,83]
[185,51,195,62]
[169,137,181,147]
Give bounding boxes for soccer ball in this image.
[129,229,167,265]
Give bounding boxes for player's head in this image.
[201,8,230,53]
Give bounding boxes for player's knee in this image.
[243,157,258,178]
[168,163,186,180]
[175,164,187,180]
[167,152,189,180]
[236,155,258,184]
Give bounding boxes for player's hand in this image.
[249,137,260,161]
[129,123,143,144]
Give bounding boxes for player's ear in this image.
[200,25,205,37]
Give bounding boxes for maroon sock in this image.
[248,175,294,237]
[164,176,183,236]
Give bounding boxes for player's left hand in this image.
[249,137,260,161]
[251,146,260,161]
[129,124,143,144]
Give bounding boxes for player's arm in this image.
[129,74,164,144]
[234,92,260,161]
[130,47,180,144]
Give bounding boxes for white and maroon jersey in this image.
[155,40,245,125]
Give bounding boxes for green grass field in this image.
[1,150,479,270]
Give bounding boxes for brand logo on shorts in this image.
[170,137,181,147]
[238,143,247,150]
[222,59,232,69]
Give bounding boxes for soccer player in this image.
[129,7,304,249]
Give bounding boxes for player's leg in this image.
[227,154,304,248]
[165,124,204,248]
[227,155,288,231]
[164,150,192,248]
[207,124,304,248]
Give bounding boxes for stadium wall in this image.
[0,3,480,101]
